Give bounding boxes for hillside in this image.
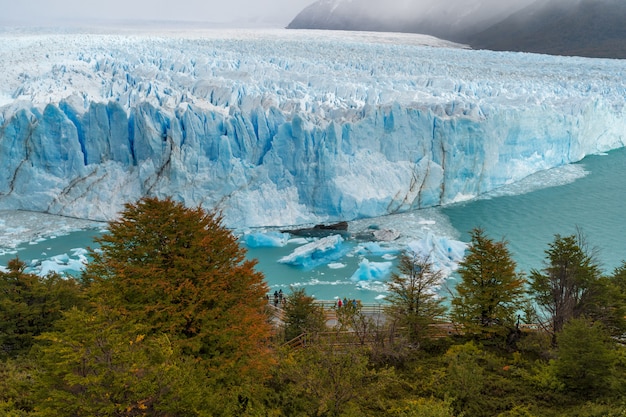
[469,0,626,58]
[287,0,534,41]
[287,0,626,59]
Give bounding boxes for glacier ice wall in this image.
[0,29,625,228]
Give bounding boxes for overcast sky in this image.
[0,0,315,27]
[0,0,550,28]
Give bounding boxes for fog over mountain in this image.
[288,0,626,58]
[289,0,534,41]
[469,0,626,58]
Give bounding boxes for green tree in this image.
[587,261,626,337]
[273,343,395,417]
[440,342,485,415]
[390,397,456,417]
[450,228,526,341]
[386,252,447,347]
[612,261,626,328]
[335,300,384,347]
[496,405,537,417]
[529,233,601,344]
[549,318,617,397]
[583,274,626,339]
[33,305,222,416]
[83,197,273,405]
[282,287,327,343]
[0,358,37,416]
[611,261,626,291]
[437,341,522,417]
[0,258,84,359]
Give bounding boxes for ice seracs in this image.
[1,28,625,229]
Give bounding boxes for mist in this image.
[333,0,538,25]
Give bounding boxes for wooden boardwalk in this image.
[266,298,388,327]
[268,297,540,349]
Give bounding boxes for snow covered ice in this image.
[1,28,625,231]
[351,259,393,282]
[0,210,102,254]
[242,230,291,248]
[278,234,347,269]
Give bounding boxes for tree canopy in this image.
[282,287,327,343]
[386,252,446,347]
[529,233,601,343]
[84,197,272,380]
[451,228,526,341]
[25,197,276,415]
[1,205,626,416]
[550,318,617,396]
[0,258,83,359]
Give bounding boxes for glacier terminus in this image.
[1,28,625,229]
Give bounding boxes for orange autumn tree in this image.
[85,197,273,386]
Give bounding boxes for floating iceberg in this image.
[32,248,88,277]
[350,258,394,281]
[407,233,467,276]
[373,229,401,241]
[279,234,346,269]
[241,231,290,248]
[355,241,399,257]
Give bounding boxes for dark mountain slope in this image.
[287,0,534,41]
[288,0,626,59]
[287,0,413,33]
[469,0,626,58]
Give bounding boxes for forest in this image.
[0,197,624,416]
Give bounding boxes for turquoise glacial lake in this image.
[1,147,625,304]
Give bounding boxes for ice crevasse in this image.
[0,29,625,229]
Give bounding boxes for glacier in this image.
[1,28,625,229]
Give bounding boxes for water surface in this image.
[1,148,625,302]
[443,147,626,275]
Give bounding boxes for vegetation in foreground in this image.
[1,197,625,416]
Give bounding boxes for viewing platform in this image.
[266,297,389,327]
